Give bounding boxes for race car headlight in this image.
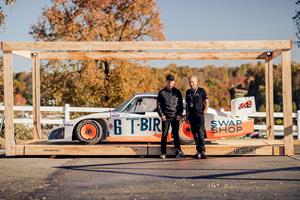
[48,127,65,140]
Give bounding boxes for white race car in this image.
[48,93,255,144]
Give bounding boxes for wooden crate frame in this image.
[1,40,294,156]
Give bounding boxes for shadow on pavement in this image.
[55,159,300,182]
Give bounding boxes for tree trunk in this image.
[103,61,110,102]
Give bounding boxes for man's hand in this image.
[161,115,166,121]
[204,99,209,114]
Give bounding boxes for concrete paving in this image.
[0,155,299,200]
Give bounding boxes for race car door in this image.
[128,96,161,137]
[109,96,162,142]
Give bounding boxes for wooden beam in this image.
[32,53,42,140]
[270,49,282,60]
[13,140,285,156]
[265,58,274,140]
[259,49,282,60]
[3,51,16,156]
[39,51,268,60]
[1,40,292,51]
[281,49,294,156]
[12,51,32,59]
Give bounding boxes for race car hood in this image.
[64,111,112,126]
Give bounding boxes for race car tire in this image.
[76,119,103,144]
[179,119,195,145]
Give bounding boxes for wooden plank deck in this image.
[12,139,285,156]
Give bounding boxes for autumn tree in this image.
[30,0,164,107]
[293,0,300,47]
[0,58,3,103]
[0,0,15,27]
[108,61,164,107]
[0,57,31,106]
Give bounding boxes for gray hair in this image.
[189,75,198,82]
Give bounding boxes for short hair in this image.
[166,74,175,81]
[189,75,198,82]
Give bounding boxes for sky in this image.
[0,0,299,72]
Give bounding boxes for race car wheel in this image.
[179,120,195,144]
[76,119,103,144]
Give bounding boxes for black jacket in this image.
[157,87,183,118]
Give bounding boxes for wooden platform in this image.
[11,139,285,156]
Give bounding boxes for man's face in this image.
[166,80,175,88]
[189,78,198,89]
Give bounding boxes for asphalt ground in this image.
[0,154,299,200]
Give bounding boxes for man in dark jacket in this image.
[157,74,185,159]
[186,76,209,159]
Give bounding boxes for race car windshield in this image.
[114,98,131,112]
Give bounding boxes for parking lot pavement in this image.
[0,156,299,200]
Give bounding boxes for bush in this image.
[0,124,33,141]
[14,124,33,140]
[275,119,283,125]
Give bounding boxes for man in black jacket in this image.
[157,74,185,159]
[186,76,209,159]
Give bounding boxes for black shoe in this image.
[200,152,207,159]
[192,152,201,159]
[192,152,207,159]
[175,150,185,159]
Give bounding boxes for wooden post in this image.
[64,104,70,123]
[281,49,294,156]
[32,53,42,140]
[265,56,274,140]
[3,51,15,156]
